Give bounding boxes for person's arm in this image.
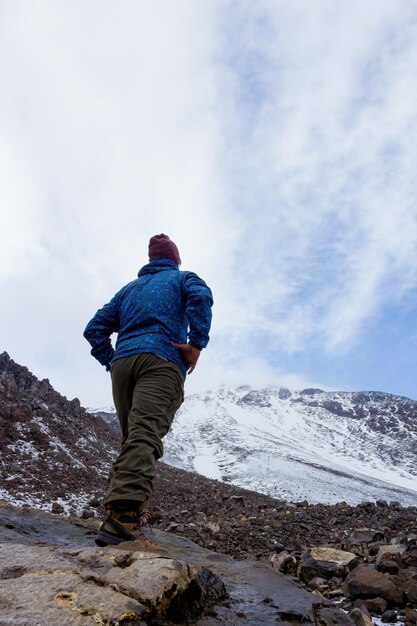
[83,295,119,370]
[172,272,213,374]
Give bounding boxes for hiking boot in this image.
[95,509,161,549]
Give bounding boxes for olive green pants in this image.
[103,353,184,507]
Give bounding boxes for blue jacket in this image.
[84,259,213,376]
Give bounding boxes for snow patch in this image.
[7,440,40,460]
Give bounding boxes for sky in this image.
[1,0,417,407]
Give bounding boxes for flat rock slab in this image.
[0,571,146,625]
[0,542,225,625]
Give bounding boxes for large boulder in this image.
[298,546,358,583]
[344,565,404,607]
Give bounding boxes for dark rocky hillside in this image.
[0,351,119,511]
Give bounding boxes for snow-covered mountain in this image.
[100,385,417,506]
[3,347,415,513]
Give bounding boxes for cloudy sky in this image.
[1,0,417,407]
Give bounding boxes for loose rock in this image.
[349,607,374,626]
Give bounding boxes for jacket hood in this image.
[138,258,179,277]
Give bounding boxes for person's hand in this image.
[171,343,201,374]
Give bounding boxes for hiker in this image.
[84,234,213,547]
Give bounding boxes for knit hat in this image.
[148,234,181,265]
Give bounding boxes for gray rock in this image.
[0,571,145,625]
[270,551,298,575]
[206,521,220,534]
[0,540,226,624]
[307,576,329,591]
[195,512,207,524]
[380,609,398,623]
[298,546,358,583]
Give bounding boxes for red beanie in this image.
[148,234,181,265]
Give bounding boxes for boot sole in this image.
[95,528,126,547]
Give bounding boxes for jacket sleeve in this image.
[182,272,213,351]
[83,295,120,370]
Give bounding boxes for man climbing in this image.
[84,234,213,547]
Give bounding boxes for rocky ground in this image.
[0,502,227,626]
[68,462,417,625]
[155,465,417,624]
[0,501,376,626]
[151,462,417,563]
[2,493,417,625]
[1,352,417,623]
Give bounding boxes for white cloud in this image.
[186,352,325,396]
[0,0,233,279]
[216,0,417,354]
[0,0,231,405]
[1,1,416,405]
